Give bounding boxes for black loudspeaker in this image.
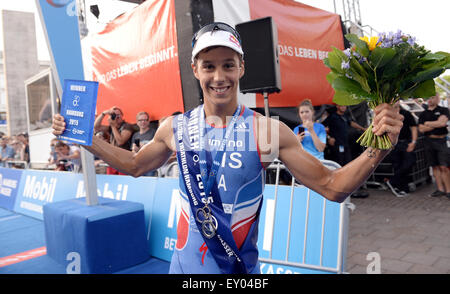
[236,17,281,94]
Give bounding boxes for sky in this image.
[300,0,450,54]
[0,0,136,61]
[0,0,448,63]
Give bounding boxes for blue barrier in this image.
[13,170,82,219]
[0,168,22,210]
[0,167,349,274]
[43,197,149,274]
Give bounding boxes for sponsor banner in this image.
[12,169,158,223]
[147,177,179,262]
[0,168,23,210]
[213,0,344,107]
[13,170,82,220]
[90,0,184,122]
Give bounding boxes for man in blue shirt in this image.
[0,137,15,167]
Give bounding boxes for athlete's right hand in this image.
[296,132,305,143]
[52,114,66,136]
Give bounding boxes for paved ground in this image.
[345,182,450,274]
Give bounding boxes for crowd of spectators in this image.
[0,132,30,169]
[293,94,449,198]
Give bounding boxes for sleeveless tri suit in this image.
[169,104,265,274]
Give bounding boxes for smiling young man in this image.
[52,22,403,274]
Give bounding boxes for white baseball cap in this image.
[191,25,244,63]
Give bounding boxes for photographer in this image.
[54,141,81,172]
[94,106,135,175]
[131,111,157,176]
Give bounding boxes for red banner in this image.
[90,0,184,123]
[248,0,344,106]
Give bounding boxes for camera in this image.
[56,159,68,171]
[110,113,116,120]
[297,126,305,134]
[134,138,140,146]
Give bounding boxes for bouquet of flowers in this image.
[324,30,450,149]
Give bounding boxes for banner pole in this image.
[80,147,98,205]
[36,0,99,206]
[263,92,270,117]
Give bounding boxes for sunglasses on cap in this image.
[191,22,242,48]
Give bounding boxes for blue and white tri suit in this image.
[170,105,265,274]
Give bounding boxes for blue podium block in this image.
[43,198,150,274]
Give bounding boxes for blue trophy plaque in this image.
[58,79,99,146]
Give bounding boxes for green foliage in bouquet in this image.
[324,31,450,149]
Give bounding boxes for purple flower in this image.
[344,48,352,58]
[392,36,403,45]
[407,36,416,46]
[387,31,394,40]
[377,30,417,48]
[341,60,350,70]
[381,40,393,48]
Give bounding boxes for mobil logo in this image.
[22,175,57,203]
[46,0,72,7]
[75,180,128,201]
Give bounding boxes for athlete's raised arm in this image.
[256,103,403,203]
[52,113,175,177]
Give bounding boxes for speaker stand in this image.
[263,92,270,117]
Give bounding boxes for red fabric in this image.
[90,0,184,123]
[249,0,345,106]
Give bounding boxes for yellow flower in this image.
[359,36,379,51]
[360,36,369,43]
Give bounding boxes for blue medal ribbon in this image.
[175,105,252,273]
[198,104,241,206]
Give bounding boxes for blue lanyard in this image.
[198,104,241,201]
